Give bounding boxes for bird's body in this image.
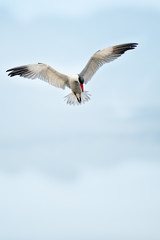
[7,43,138,105]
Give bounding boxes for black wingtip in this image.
[113,42,138,55]
[6,69,13,77]
[129,43,138,49]
[6,68,13,74]
[6,65,29,78]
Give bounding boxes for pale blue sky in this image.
[0,1,160,239]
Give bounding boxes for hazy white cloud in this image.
[1,0,160,21]
[0,161,160,240]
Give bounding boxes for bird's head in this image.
[78,75,84,92]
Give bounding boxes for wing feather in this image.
[80,43,138,84]
[6,63,70,89]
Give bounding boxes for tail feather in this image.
[64,91,91,105]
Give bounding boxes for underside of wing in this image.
[6,63,70,89]
[80,43,138,84]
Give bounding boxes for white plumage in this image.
[7,43,138,105]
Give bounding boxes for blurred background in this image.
[0,0,160,239]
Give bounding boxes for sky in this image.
[0,0,160,239]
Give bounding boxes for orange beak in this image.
[80,83,84,92]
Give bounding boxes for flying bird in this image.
[6,43,138,105]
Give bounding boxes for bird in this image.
[6,43,138,105]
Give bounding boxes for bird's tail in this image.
[64,91,91,105]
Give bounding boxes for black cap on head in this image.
[78,75,84,84]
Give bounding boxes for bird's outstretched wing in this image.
[79,43,138,84]
[6,63,70,89]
